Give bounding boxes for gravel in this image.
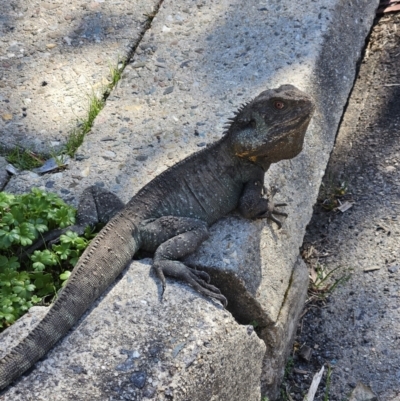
[285,12,400,401]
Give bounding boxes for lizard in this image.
[0,84,315,390]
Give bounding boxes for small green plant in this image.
[3,146,44,170]
[3,58,127,166]
[324,365,332,401]
[64,59,125,158]
[0,189,95,330]
[109,61,125,87]
[250,319,259,329]
[307,264,350,304]
[318,173,350,211]
[84,92,104,132]
[278,357,295,400]
[143,11,157,23]
[65,92,105,157]
[284,357,294,377]
[64,127,86,158]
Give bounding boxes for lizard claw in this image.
[153,261,227,307]
[153,263,167,299]
[260,186,288,229]
[190,268,211,284]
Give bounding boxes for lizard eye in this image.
[274,101,285,110]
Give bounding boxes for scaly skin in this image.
[0,85,314,390]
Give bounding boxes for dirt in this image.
[283,11,400,401]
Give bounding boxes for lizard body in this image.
[0,85,314,389]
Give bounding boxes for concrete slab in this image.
[1,0,379,399]
[0,0,160,154]
[0,261,265,401]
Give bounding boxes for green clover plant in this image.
[0,188,95,330]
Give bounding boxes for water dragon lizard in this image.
[0,84,315,389]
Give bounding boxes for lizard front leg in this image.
[238,181,288,228]
[21,186,125,259]
[139,216,227,306]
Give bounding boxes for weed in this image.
[324,365,332,401]
[278,357,295,401]
[64,92,104,157]
[64,127,86,157]
[301,245,351,305]
[143,11,157,23]
[279,386,293,401]
[250,320,259,329]
[307,263,350,304]
[3,146,44,170]
[318,173,350,211]
[109,60,125,88]
[84,92,104,131]
[284,357,294,377]
[64,58,125,158]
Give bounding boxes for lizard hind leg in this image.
[20,186,125,260]
[139,216,227,307]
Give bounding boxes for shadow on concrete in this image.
[0,0,156,152]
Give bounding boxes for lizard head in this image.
[228,85,315,170]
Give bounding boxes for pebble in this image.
[1,113,13,121]
[163,86,174,95]
[143,387,156,398]
[102,151,116,160]
[130,371,146,389]
[6,164,19,175]
[388,265,399,274]
[80,167,90,177]
[132,62,147,68]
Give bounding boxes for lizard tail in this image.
[0,214,140,390]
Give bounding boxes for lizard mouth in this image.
[251,111,313,164]
[234,116,310,161]
[231,88,315,165]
